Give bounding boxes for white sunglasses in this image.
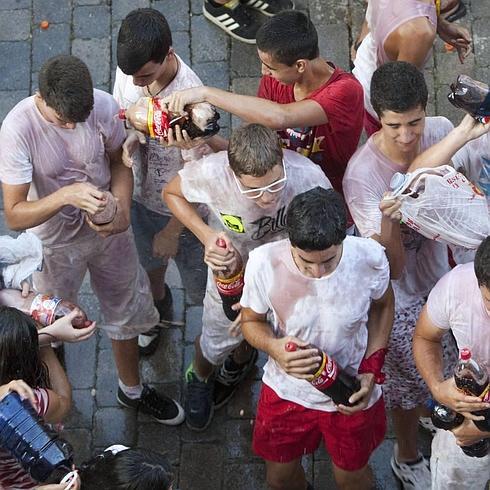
[233,159,287,199]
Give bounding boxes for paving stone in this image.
[112,0,150,21]
[111,21,121,72]
[77,292,103,323]
[179,443,224,490]
[180,410,227,443]
[173,30,191,67]
[0,90,29,122]
[65,388,95,429]
[153,0,190,32]
[32,23,71,71]
[0,42,30,90]
[0,211,17,236]
[184,305,203,342]
[95,346,119,406]
[230,40,261,78]
[75,0,105,4]
[191,14,229,63]
[225,419,259,461]
[72,37,111,86]
[0,0,30,9]
[170,287,186,323]
[223,463,266,490]
[93,406,138,446]
[193,61,229,90]
[435,84,464,126]
[473,18,490,66]
[231,77,260,96]
[0,9,30,41]
[65,334,97,389]
[73,5,111,39]
[470,0,490,19]
[433,39,476,88]
[61,428,92,465]
[317,23,350,71]
[226,377,261,418]
[140,327,183,383]
[309,0,349,24]
[33,0,72,23]
[190,0,202,15]
[137,421,182,465]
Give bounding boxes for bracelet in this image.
[435,0,441,17]
[358,348,388,384]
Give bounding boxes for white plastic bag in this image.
[390,165,490,249]
[0,232,43,289]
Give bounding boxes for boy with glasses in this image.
[164,123,331,430]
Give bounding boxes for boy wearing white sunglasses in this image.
[164,123,331,431]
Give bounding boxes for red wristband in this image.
[358,348,388,384]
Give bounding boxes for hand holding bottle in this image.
[204,232,237,272]
[38,309,97,344]
[452,417,490,447]
[271,337,322,379]
[122,129,146,168]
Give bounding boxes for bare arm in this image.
[409,115,490,172]
[365,283,395,357]
[413,306,489,415]
[39,346,72,423]
[2,182,105,231]
[164,86,328,130]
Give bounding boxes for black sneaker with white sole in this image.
[239,0,295,16]
[138,285,173,357]
[203,0,261,44]
[117,384,185,426]
[214,348,258,409]
[185,366,215,431]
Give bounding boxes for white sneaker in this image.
[390,444,431,490]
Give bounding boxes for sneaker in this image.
[214,348,258,409]
[185,365,215,431]
[138,285,173,357]
[203,0,261,44]
[390,444,431,490]
[418,416,437,437]
[117,384,185,426]
[239,0,295,16]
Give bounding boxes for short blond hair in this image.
[228,123,283,177]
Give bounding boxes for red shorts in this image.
[252,384,386,471]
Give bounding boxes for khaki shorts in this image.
[33,228,159,340]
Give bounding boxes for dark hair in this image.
[475,236,490,289]
[117,8,172,75]
[286,187,346,250]
[77,447,174,489]
[370,61,428,118]
[228,124,283,177]
[256,10,319,66]
[0,306,49,388]
[38,55,94,123]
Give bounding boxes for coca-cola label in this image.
[311,354,338,391]
[147,98,170,138]
[30,294,62,326]
[215,271,244,297]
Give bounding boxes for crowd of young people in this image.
[0,1,488,489]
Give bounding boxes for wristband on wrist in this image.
[358,348,388,384]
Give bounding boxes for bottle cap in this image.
[216,238,226,248]
[390,172,407,192]
[460,348,471,361]
[118,109,126,120]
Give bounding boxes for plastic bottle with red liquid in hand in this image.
[430,402,489,458]
[0,289,90,329]
[448,75,490,124]
[454,348,490,432]
[88,191,117,225]
[285,342,361,406]
[213,238,244,322]
[118,97,220,141]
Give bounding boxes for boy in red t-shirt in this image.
[164,10,364,207]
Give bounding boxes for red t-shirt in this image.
[257,65,364,197]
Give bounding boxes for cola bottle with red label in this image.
[431,402,489,458]
[285,342,361,406]
[454,348,490,432]
[213,238,244,321]
[0,289,89,329]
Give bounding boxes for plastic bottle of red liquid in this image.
[454,348,490,432]
[213,238,244,322]
[0,290,89,329]
[88,191,117,225]
[285,342,361,406]
[431,402,489,458]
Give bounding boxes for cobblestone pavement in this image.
[0,0,488,488]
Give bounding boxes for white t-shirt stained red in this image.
[240,236,390,412]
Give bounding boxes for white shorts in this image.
[431,429,490,490]
[199,269,243,365]
[33,228,159,340]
